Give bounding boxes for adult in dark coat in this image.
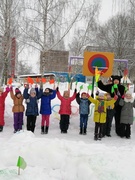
[97,75,125,136]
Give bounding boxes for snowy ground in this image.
[0,82,135,180]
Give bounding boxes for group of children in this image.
[0,75,135,141]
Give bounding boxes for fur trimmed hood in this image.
[124,97,134,103]
[124,90,134,103]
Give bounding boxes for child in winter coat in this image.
[23,84,40,133]
[119,90,135,139]
[56,87,77,133]
[88,92,117,140]
[102,92,115,137]
[0,86,10,132]
[39,85,56,134]
[10,87,25,133]
[76,92,91,135]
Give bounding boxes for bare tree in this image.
[0,0,25,85]
[95,14,135,77]
[19,0,86,75]
[68,1,100,56]
[17,61,32,75]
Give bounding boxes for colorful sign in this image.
[83,51,114,77]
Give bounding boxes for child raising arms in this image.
[39,84,56,134]
[56,87,77,133]
[10,88,25,133]
[23,84,40,133]
[0,86,10,132]
[76,92,91,135]
[88,92,117,140]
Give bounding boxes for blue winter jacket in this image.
[23,88,40,116]
[76,93,91,115]
[39,89,56,115]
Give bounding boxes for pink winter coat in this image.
[0,91,8,126]
[57,91,76,115]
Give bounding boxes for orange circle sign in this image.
[83,51,114,77]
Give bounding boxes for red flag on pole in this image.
[49,79,55,84]
[27,77,34,84]
[7,77,13,85]
[36,77,40,83]
[41,78,46,83]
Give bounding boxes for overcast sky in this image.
[99,0,113,23]
[99,0,126,23]
[19,0,125,73]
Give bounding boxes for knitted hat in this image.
[15,88,21,95]
[98,92,105,97]
[111,75,122,83]
[30,88,36,94]
[44,88,52,93]
[81,92,87,97]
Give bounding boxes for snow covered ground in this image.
[0,82,135,180]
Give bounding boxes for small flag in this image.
[111,84,118,93]
[95,67,101,82]
[111,86,114,93]
[36,77,40,83]
[80,85,83,90]
[87,84,92,90]
[27,77,34,84]
[49,79,55,84]
[41,78,46,83]
[113,84,118,89]
[17,156,27,170]
[7,77,13,85]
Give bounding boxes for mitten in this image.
[96,91,99,96]
[114,95,118,100]
[6,86,10,92]
[24,84,29,89]
[122,95,125,99]
[74,88,77,93]
[56,87,59,91]
[91,93,94,98]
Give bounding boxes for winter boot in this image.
[41,126,44,134]
[45,126,49,134]
[79,127,83,135]
[0,126,3,132]
[94,134,98,141]
[98,133,102,140]
[83,127,87,135]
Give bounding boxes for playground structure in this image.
[69,55,128,79]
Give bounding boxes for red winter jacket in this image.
[57,91,76,115]
[0,91,8,126]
